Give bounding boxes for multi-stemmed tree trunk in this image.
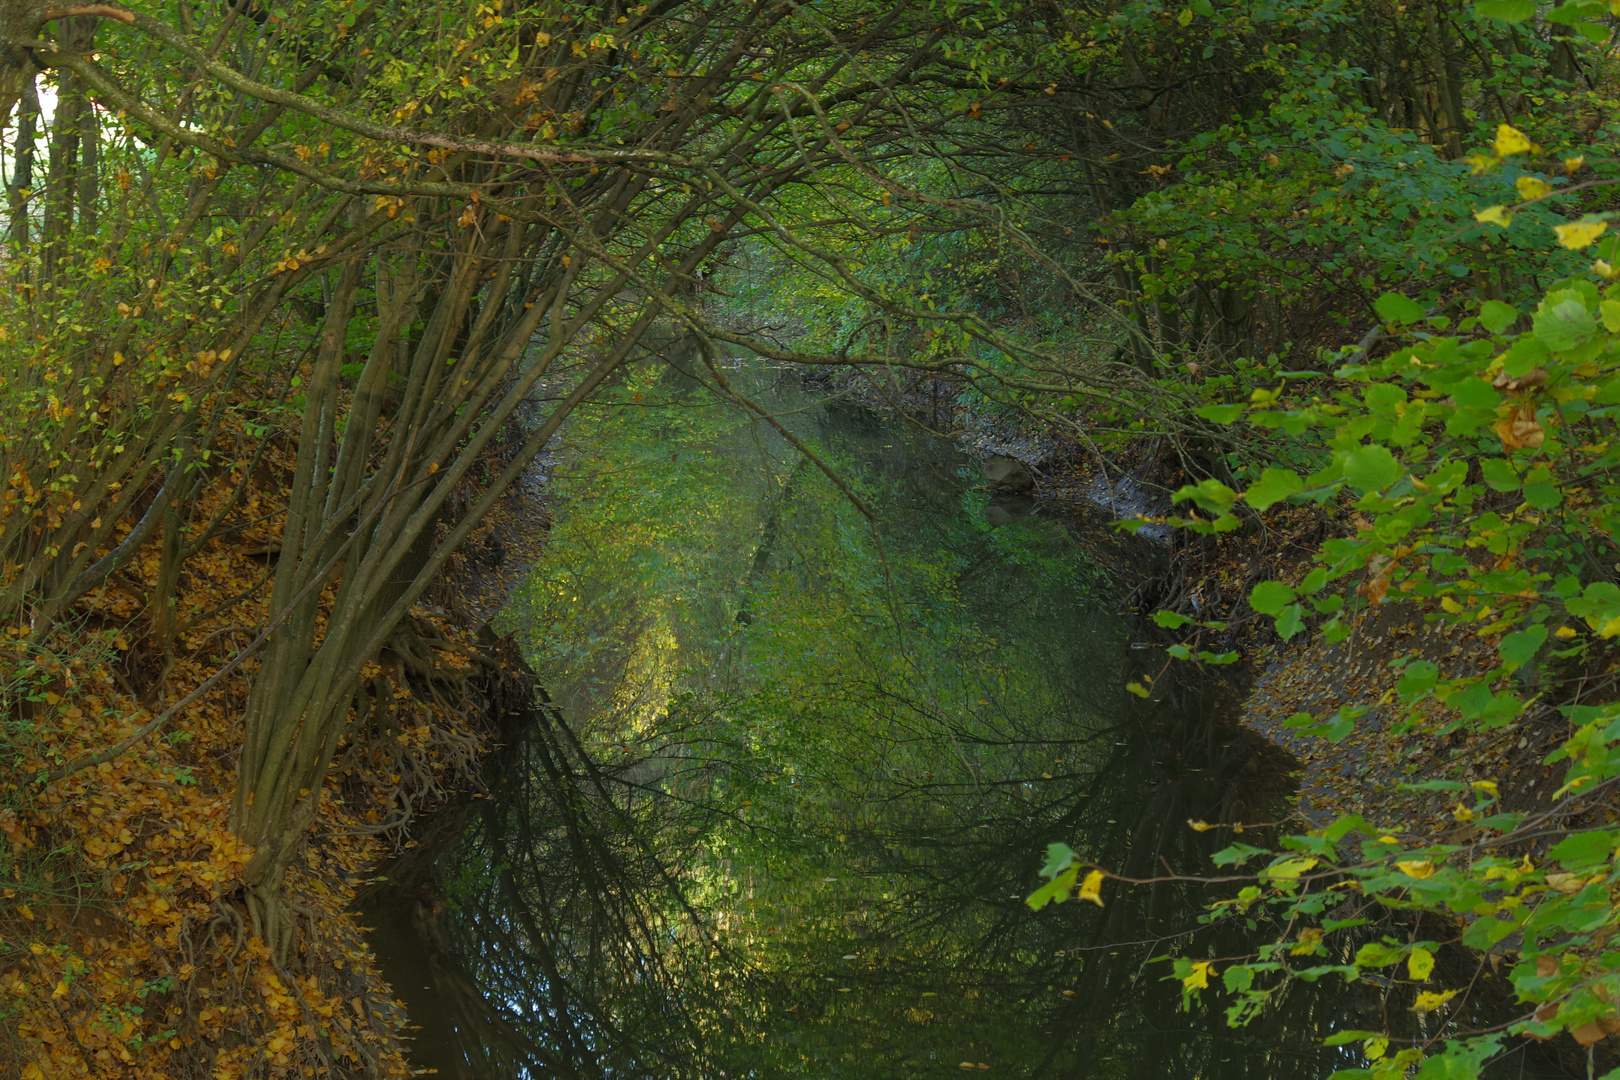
[1,0,1215,959]
[2,0,1028,952]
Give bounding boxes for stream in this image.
[357,359,1570,1079]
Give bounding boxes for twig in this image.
[44,5,134,21]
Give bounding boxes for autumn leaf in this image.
[1571,1021,1611,1047]
[1076,869,1106,906]
[1494,124,1532,156]
[1182,960,1215,990]
[1474,205,1513,228]
[1495,406,1545,450]
[1396,860,1436,879]
[1515,176,1551,200]
[1545,872,1585,894]
[1412,989,1458,1013]
[1554,219,1608,249]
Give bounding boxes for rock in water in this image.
[984,492,1035,526]
[984,454,1035,493]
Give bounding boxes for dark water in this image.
[358,362,1572,1079]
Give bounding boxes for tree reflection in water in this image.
[358,365,1578,1079]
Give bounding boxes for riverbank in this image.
[1,414,538,1080]
[884,384,1583,849]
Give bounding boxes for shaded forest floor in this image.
[2,413,539,1079]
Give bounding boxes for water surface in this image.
[360,361,1570,1079]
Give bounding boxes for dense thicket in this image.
[5,0,1620,1073]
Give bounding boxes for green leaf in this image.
[1575,17,1610,40]
[1408,947,1435,981]
[1375,292,1427,325]
[1523,481,1561,509]
[1480,458,1521,491]
[1196,403,1244,424]
[1503,335,1549,376]
[1354,941,1407,967]
[1323,1030,1386,1047]
[1475,0,1535,19]
[1213,842,1271,867]
[1040,842,1078,877]
[1596,300,1620,335]
[1249,581,1296,615]
[1286,706,1361,740]
[1534,293,1598,352]
[1547,829,1618,872]
[1189,0,1215,12]
[1027,865,1078,910]
[1274,603,1307,641]
[1152,610,1193,629]
[1246,468,1304,511]
[1397,660,1439,699]
[1478,300,1519,333]
[1342,444,1401,493]
[1174,478,1239,514]
[1451,377,1501,410]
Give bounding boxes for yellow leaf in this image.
[1396,860,1437,879]
[1408,946,1435,981]
[1413,989,1458,1013]
[1474,205,1513,228]
[1470,780,1499,797]
[1183,960,1215,990]
[1555,625,1579,639]
[52,980,68,998]
[1262,856,1318,881]
[1546,871,1585,894]
[1556,220,1608,249]
[1076,869,1105,906]
[1187,819,1214,832]
[17,904,33,921]
[1494,124,1532,156]
[1595,260,1620,281]
[1452,803,1475,822]
[1178,6,1194,23]
[1516,176,1552,200]
[21,1065,43,1080]
[1441,597,1464,614]
[1566,155,1586,172]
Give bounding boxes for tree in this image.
[4,0,1163,954]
